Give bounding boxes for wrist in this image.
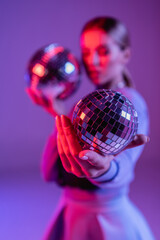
[89,160,119,183]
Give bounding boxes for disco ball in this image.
[72,89,138,155]
[25,43,80,100]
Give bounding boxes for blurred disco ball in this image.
[25,43,81,100]
[72,89,138,155]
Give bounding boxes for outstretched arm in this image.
[56,115,149,180]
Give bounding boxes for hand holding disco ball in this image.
[25,43,81,116]
[56,108,148,178]
[72,89,138,155]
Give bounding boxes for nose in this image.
[85,51,100,66]
[91,52,100,66]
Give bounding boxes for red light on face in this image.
[32,63,45,77]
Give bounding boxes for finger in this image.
[26,87,46,106]
[78,160,97,178]
[125,134,150,150]
[56,116,84,176]
[79,150,113,169]
[61,115,82,156]
[61,116,87,176]
[35,90,49,106]
[26,88,40,104]
[78,150,113,178]
[56,115,64,135]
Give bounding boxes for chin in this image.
[92,78,110,87]
[86,71,109,86]
[91,78,100,85]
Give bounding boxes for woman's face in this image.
[80,29,129,86]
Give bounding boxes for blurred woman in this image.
[41,17,154,240]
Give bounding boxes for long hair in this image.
[81,16,134,88]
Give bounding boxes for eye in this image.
[97,46,109,56]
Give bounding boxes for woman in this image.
[41,17,155,240]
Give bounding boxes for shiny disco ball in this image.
[25,43,80,100]
[72,89,138,155]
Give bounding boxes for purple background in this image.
[1,0,160,239]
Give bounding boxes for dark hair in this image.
[81,16,133,87]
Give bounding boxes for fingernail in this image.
[134,135,138,141]
[55,115,61,127]
[55,115,60,121]
[146,136,150,142]
[80,155,88,160]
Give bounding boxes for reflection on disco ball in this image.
[25,43,81,100]
[72,89,138,155]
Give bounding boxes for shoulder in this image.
[116,87,148,117]
[116,87,147,109]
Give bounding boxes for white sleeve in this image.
[88,146,143,188]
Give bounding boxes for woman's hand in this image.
[56,115,150,179]
[26,85,67,117]
[56,115,114,178]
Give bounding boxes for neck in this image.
[97,76,126,90]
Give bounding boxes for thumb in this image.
[79,150,113,168]
[125,134,150,150]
